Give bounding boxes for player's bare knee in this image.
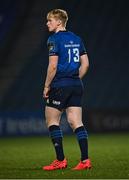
[68,121,74,129]
[67,114,73,124]
[46,118,60,128]
[67,118,77,129]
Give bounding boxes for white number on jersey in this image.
[68,48,79,63]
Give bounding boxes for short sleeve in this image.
[79,38,87,56]
[47,36,59,56]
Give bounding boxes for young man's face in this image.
[46,16,61,32]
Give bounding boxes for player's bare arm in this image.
[79,54,89,79]
[43,55,58,98]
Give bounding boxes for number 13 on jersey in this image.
[68,48,80,63]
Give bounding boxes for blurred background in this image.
[0,0,129,136]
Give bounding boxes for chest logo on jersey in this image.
[64,43,80,48]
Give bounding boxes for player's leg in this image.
[66,86,92,170]
[45,106,65,161]
[43,88,67,170]
[66,106,89,160]
[66,106,91,170]
[45,106,61,127]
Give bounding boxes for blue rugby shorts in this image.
[45,86,84,111]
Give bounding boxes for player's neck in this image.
[55,27,66,33]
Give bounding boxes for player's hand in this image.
[43,86,50,99]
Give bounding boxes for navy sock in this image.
[49,125,65,161]
[75,126,88,161]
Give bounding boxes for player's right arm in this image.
[43,55,58,98]
[43,35,59,98]
[79,54,89,79]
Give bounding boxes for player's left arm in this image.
[43,55,58,98]
[79,54,89,79]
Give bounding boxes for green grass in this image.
[0,133,129,179]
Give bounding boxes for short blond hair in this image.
[47,9,68,27]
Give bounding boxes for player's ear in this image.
[58,20,62,26]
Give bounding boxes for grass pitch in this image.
[0,133,129,179]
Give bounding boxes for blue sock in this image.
[49,125,65,161]
[75,126,88,161]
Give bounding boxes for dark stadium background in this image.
[0,0,129,136]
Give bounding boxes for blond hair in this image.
[47,9,68,27]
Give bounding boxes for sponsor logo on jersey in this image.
[64,43,80,48]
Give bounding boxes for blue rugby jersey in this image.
[47,31,87,87]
